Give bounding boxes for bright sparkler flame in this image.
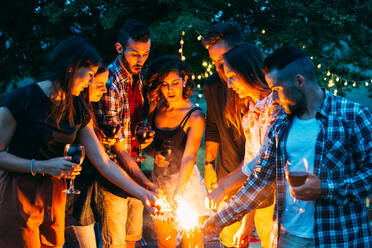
[175,197,200,231]
[152,192,175,221]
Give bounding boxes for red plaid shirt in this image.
[94,57,144,157]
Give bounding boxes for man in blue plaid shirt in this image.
[203,46,372,248]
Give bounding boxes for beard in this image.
[121,54,141,75]
[287,87,307,116]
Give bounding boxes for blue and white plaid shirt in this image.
[213,90,372,247]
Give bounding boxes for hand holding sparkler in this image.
[141,189,159,215]
[201,214,223,237]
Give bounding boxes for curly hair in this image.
[143,55,194,107]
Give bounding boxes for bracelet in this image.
[41,160,45,176]
[30,159,36,176]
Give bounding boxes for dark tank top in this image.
[150,106,202,178]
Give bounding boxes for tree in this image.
[0,0,371,99]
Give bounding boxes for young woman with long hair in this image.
[208,44,282,248]
[0,36,157,247]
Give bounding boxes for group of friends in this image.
[0,19,370,248]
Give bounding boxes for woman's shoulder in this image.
[185,105,205,126]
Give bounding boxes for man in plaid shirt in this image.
[203,46,372,247]
[93,20,157,248]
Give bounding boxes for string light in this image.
[175,30,371,107]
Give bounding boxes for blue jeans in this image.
[278,229,313,248]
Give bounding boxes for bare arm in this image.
[209,161,247,204]
[204,141,219,191]
[78,121,156,206]
[113,141,157,191]
[0,107,78,177]
[177,110,205,192]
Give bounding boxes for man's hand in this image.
[145,181,159,193]
[201,215,223,237]
[290,173,321,201]
[204,163,217,192]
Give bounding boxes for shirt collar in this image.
[316,88,331,120]
[113,56,132,85]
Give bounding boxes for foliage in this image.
[0,0,371,99]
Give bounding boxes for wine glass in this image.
[134,121,153,162]
[102,124,121,138]
[63,144,85,194]
[284,160,309,213]
[160,138,174,163]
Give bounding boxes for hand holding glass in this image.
[285,161,308,213]
[135,122,154,162]
[63,144,85,194]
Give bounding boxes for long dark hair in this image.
[144,55,194,108]
[223,44,270,135]
[44,36,102,126]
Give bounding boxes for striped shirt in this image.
[213,90,372,247]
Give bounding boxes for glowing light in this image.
[181,56,186,61]
[197,84,201,88]
[204,72,209,77]
[191,75,195,80]
[366,82,369,86]
[178,48,183,53]
[336,77,340,82]
[202,61,208,67]
[323,77,327,81]
[207,67,211,72]
[344,81,348,86]
[334,89,338,95]
[198,93,203,99]
[195,103,199,107]
[328,80,334,87]
[182,31,185,36]
[152,193,174,222]
[317,64,322,69]
[180,39,184,45]
[302,45,306,49]
[261,29,266,34]
[197,75,202,80]
[353,82,357,87]
[175,198,199,231]
[197,35,202,41]
[310,56,314,60]
[326,71,331,76]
